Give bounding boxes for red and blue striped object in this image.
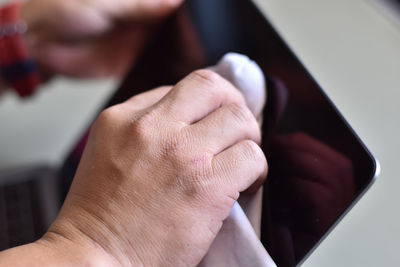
[0,3,40,97]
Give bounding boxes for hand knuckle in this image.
[96,106,122,127]
[191,69,222,88]
[227,103,254,123]
[242,140,264,161]
[242,141,268,176]
[129,111,156,141]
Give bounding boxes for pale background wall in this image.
[0,78,116,169]
[1,0,400,265]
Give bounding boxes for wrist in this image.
[46,202,146,267]
[35,228,120,266]
[37,232,118,266]
[0,230,117,267]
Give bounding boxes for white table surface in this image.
[0,0,399,265]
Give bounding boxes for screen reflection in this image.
[61,0,376,266]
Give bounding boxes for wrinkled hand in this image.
[40,70,267,266]
[21,0,183,77]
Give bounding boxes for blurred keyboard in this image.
[0,166,60,250]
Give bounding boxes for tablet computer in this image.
[65,0,379,265]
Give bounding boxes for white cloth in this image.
[199,53,276,267]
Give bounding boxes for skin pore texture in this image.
[0,70,268,266]
[0,0,268,265]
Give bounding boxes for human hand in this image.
[21,0,183,77]
[36,70,267,266]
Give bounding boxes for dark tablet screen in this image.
[94,0,378,265]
